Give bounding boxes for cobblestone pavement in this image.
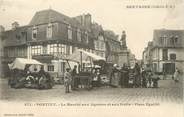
[0,78,183,104]
[0,77,183,117]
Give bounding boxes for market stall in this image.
[66,49,106,89]
[8,58,54,89]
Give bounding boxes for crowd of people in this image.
[110,63,160,88]
[9,62,181,93]
[63,63,164,93]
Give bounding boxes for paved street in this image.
[0,77,183,117]
[0,77,183,104]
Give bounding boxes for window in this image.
[162,49,168,60]
[32,26,37,40]
[48,65,54,72]
[66,45,70,55]
[50,44,58,55]
[31,45,42,55]
[58,44,65,54]
[170,35,178,46]
[49,44,67,56]
[160,37,164,45]
[174,36,178,44]
[101,42,105,50]
[84,31,88,43]
[68,25,72,40]
[170,36,175,45]
[160,35,167,45]
[95,41,100,50]
[43,45,47,54]
[170,54,176,60]
[77,28,81,42]
[163,35,167,45]
[17,47,24,57]
[46,23,53,38]
[7,48,15,57]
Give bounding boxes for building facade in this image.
[1,9,94,77]
[91,23,106,58]
[142,41,153,68]
[104,30,121,64]
[143,29,184,74]
[1,9,132,77]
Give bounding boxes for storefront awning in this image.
[8,58,43,70]
[32,54,54,63]
[66,49,106,63]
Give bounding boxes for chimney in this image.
[12,21,19,29]
[74,14,92,29]
[84,13,92,29]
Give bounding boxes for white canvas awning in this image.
[66,49,105,63]
[8,58,43,70]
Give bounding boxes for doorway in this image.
[163,63,175,74]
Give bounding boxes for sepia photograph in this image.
[0,0,183,117]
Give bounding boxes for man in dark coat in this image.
[141,68,147,88]
[71,65,78,90]
[120,64,129,88]
[110,64,119,87]
[134,63,141,88]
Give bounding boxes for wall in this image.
[168,48,184,61]
[152,48,184,73]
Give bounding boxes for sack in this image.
[93,76,98,81]
[129,79,133,84]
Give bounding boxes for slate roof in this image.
[90,23,104,39]
[153,29,184,47]
[2,26,28,47]
[29,9,87,30]
[153,29,184,40]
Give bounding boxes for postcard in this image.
[0,0,183,117]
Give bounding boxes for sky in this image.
[0,0,184,59]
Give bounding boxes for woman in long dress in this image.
[174,68,180,83]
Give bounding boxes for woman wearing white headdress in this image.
[174,68,180,83]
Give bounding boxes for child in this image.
[64,68,72,93]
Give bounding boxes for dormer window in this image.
[174,35,178,44]
[160,35,167,45]
[160,37,164,45]
[170,35,178,45]
[32,26,37,40]
[170,36,175,45]
[46,23,53,38]
[68,25,72,40]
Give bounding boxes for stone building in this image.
[0,9,133,77]
[142,29,184,74]
[1,9,94,77]
[142,41,153,68]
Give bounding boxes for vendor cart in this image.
[8,58,54,89]
[66,49,106,90]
